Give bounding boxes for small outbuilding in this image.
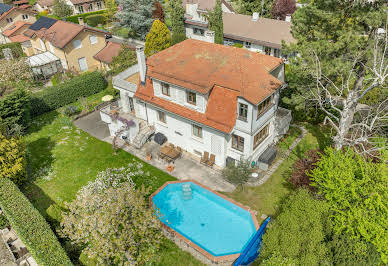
[27,51,63,80]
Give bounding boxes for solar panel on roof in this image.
[0,3,12,15]
[29,16,57,31]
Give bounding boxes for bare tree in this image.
[310,26,387,158]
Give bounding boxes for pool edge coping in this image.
[150,179,260,263]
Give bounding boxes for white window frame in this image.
[78,57,88,71]
[192,124,203,138]
[89,35,97,45]
[73,39,82,49]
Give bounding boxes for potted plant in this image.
[145,147,152,161]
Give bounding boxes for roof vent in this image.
[252,12,259,22]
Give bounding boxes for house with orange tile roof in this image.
[106,39,292,168]
[1,20,34,55]
[65,0,105,14]
[0,3,35,44]
[25,17,110,72]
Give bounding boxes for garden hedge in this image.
[66,10,106,24]
[86,14,106,27]
[0,178,72,265]
[0,88,31,130]
[0,42,24,59]
[30,71,107,116]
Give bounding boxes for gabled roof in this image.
[2,21,31,37]
[0,3,12,15]
[9,34,30,42]
[94,41,133,64]
[223,13,295,49]
[0,6,35,21]
[146,39,283,105]
[26,19,109,49]
[183,0,234,13]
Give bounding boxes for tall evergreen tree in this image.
[145,19,171,57]
[282,0,387,153]
[167,0,186,44]
[104,0,118,23]
[116,0,155,40]
[206,0,223,44]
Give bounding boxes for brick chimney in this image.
[136,45,147,84]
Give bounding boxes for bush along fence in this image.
[30,71,107,117]
[0,178,73,265]
[66,10,106,24]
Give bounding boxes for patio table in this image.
[160,146,180,162]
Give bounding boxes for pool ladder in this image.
[182,183,192,200]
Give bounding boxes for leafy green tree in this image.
[309,147,388,263]
[231,0,274,17]
[116,0,155,40]
[0,88,31,132]
[261,252,297,266]
[61,165,163,265]
[260,189,330,265]
[0,131,27,185]
[0,58,31,96]
[222,158,251,190]
[104,0,117,23]
[145,19,171,57]
[167,0,186,44]
[206,0,223,44]
[52,0,73,18]
[109,45,137,75]
[282,1,387,153]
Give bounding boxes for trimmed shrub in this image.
[0,178,72,265]
[0,42,24,59]
[0,213,9,229]
[86,14,106,27]
[66,10,106,24]
[233,43,243,48]
[0,88,31,130]
[30,72,107,117]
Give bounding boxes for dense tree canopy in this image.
[116,0,155,40]
[0,58,32,96]
[167,0,186,44]
[261,189,330,265]
[52,0,73,18]
[271,0,296,20]
[145,19,171,57]
[231,0,274,17]
[109,45,137,75]
[283,0,387,155]
[104,0,118,23]
[309,147,388,263]
[61,165,163,264]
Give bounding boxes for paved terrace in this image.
[74,111,236,192]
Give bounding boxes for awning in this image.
[27,51,60,67]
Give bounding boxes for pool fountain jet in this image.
[182,183,192,200]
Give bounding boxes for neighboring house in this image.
[184,0,234,43]
[107,40,291,168]
[24,17,109,72]
[65,0,105,14]
[1,20,34,55]
[94,40,136,71]
[34,0,55,13]
[0,3,35,44]
[183,1,295,58]
[223,13,295,58]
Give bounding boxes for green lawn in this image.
[225,124,332,222]
[22,110,203,265]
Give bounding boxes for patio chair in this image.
[208,154,215,168]
[200,152,209,165]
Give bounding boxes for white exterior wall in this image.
[185,24,214,43]
[145,104,228,167]
[152,79,207,113]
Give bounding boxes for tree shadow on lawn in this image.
[304,123,333,150]
[27,111,59,134]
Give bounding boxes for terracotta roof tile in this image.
[147,39,283,105]
[2,21,31,37]
[183,0,234,12]
[94,41,135,64]
[37,0,54,6]
[135,78,237,133]
[9,34,30,42]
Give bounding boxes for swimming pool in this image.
[151,181,259,262]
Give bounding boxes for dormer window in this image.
[238,103,248,121]
[73,39,82,49]
[161,83,170,96]
[257,95,274,118]
[186,91,196,105]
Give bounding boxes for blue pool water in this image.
[152,182,257,256]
